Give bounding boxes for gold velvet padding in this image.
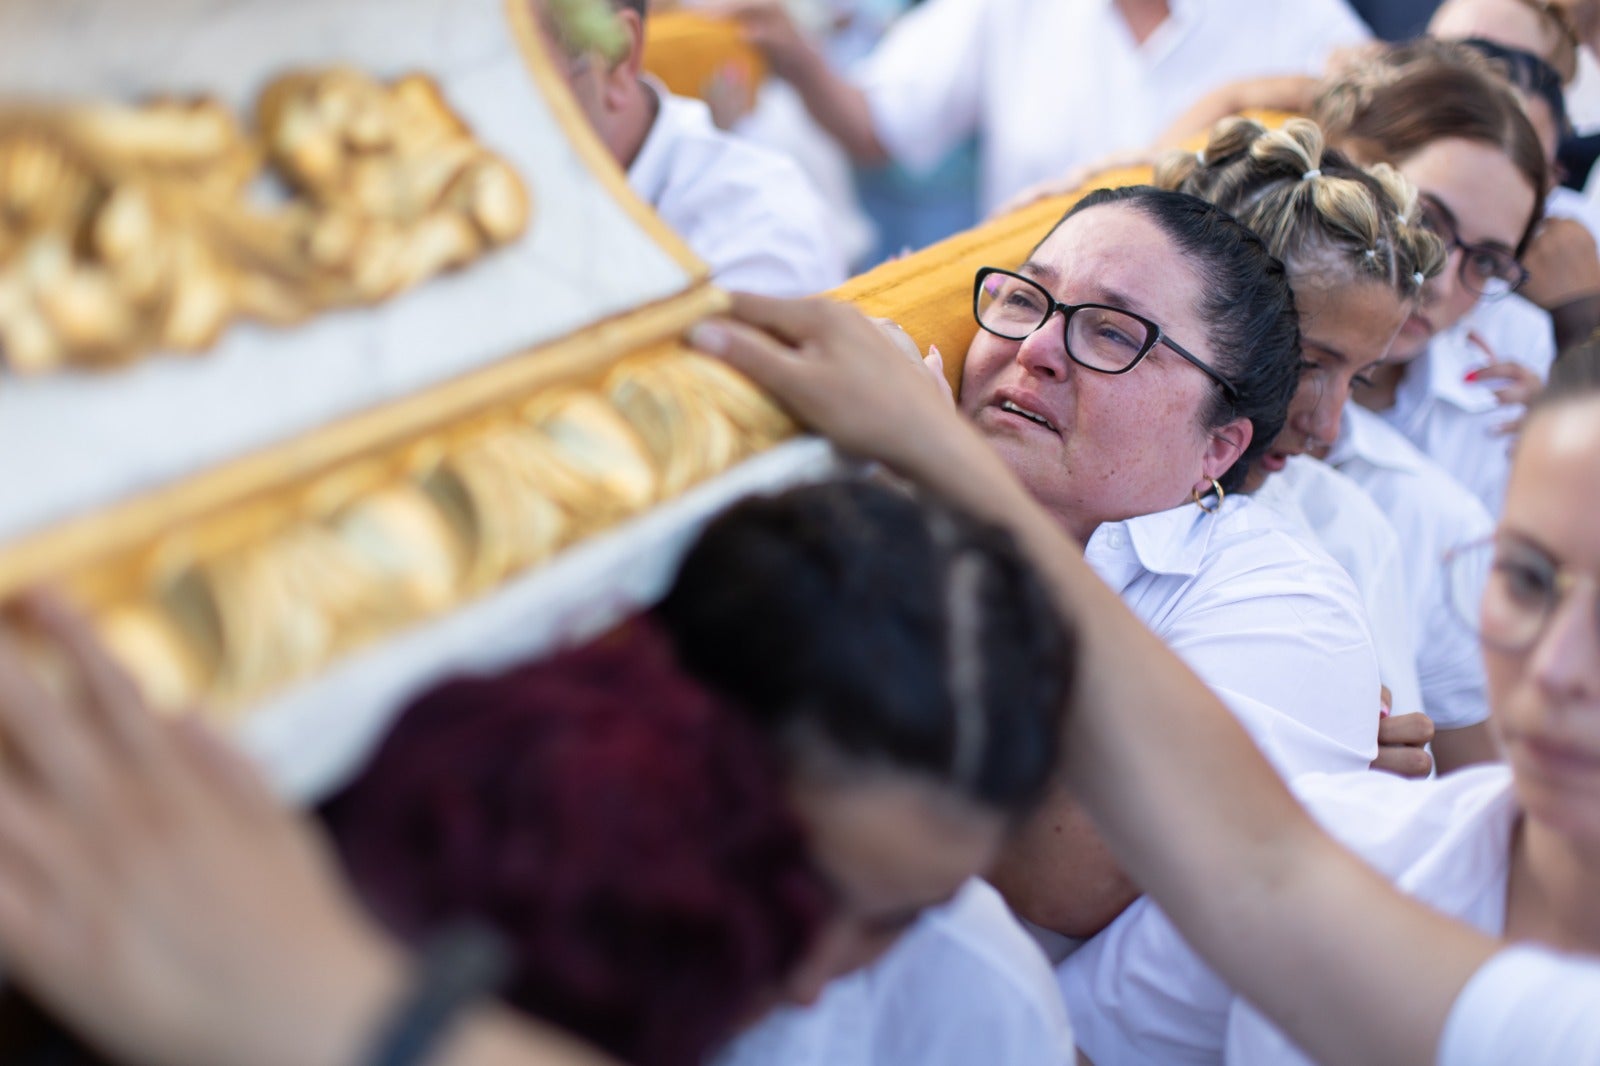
[642,12,766,105]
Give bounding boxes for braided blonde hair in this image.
[1154,117,1446,301]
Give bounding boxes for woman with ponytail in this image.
[1159,116,1502,772]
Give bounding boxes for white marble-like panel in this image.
[0,0,698,541]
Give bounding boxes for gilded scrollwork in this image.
[0,69,530,374]
[87,350,797,712]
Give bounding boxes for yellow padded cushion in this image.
[831,164,1153,394]
[642,12,766,103]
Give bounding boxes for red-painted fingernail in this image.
[1464,369,1482,382]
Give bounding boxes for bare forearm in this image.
[991,790,1139,938]
[885,422,1490,1066]
[778,43,889,165]
[700,294,1498,1066]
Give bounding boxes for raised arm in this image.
[693,1,889,164]
[690,293,1497,1066]
[0,596,617,1066]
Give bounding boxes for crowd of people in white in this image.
[8,1,1600,1065]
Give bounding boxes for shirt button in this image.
[1106,530,1125,550]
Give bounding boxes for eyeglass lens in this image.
[976,272,1155,373]
[1448,538,1596,652]
[1420,200,1522,298]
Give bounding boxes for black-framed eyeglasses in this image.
[1418,196,1529,301]
[1443,535,1600,653]
[972,267,1239,405]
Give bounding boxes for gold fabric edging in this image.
[0,280,802,714]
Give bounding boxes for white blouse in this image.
[1086,495,1380,777]
[853,0,1369,215]
[715,879,1073,1066]
[1441,946,1600,1066]
[1253,455,1423,721]
[1059,766,1517,1065]
[628,83,847,298]
[1380,296,1555,519]
[1329,405,1494,732]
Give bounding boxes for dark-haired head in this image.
[321,621,825,1066]
[657,478,1069,816]
[656,478,1071,1001]
[1056,186,1301,493]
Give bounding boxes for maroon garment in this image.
[323,619,826,1066]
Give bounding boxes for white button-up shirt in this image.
[628,82,848,297]
[1254,455,1423,721]
[854,0,1370,214]
[1381,296,1555,519]
[1059,766,1517,1065]
[716,879,1073,1066]
[1085,495,1380,776]
[1329,405,1493,732]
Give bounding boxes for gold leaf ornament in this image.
[0,70,531,374]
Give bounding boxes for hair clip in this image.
[1301,168,1322,181]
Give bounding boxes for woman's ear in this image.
[1198,416,1253,487]
[602,8,648,108]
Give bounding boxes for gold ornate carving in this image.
[81,349,795,712]
[0,69,530,373]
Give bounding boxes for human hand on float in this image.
[0,593,407,1066]
[693,0,813,80]
[871,316,955,407]
[703,59,758,129]
[690,293,976,473]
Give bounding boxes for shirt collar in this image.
[1084,496,1221,592]
[1420,323,1503,416]
[1328,404,1427,475]
[625,75,679,205]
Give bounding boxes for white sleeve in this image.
[1158,558,1381,774]
[852,0,986,173]
[1057,897,1234,1066]
[1439,946,1600,1065]
[670,150,849,297]
[1287,0,1371,66]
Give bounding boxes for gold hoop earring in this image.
[1192,478,1224,515]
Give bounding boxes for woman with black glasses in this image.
[1313,39,1550,517]
[924,185,1388,943]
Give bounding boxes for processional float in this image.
[0,0,1098,798]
